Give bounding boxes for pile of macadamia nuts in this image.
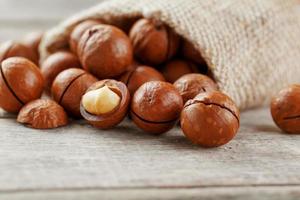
[0,18,299,148]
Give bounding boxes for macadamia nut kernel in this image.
[82,85,121,115]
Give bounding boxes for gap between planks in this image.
[2,183,300,194]
[1,186,300,200]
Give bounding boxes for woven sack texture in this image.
[40,0,300,110]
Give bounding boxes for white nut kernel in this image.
[82,85,121,115]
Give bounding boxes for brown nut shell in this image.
[161,59,200,83]
[119,65,165,95]
[181,40,207,66]
[51,68,98,118]
[114,60,140,80]
[174,73,218,103]
[41,51,81,91]
[78,24,133,79]
[270,84,300,134]
[80,79,130,129]
[0,41,38,64]
[17,99,68,129]
[0,57,44,113]
[131,113,177,135]
[129,18,180,65]
[0,68,22,112]
[69,20,102,54]
[181,91,240,148]
[131,81,183,134]
[22,31,43,63]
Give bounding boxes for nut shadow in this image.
[70,119,229,151]
[106,122,221,151]
[252,124,283,134]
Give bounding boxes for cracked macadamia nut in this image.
[0,41,37,64]
[181,91,240,147]
[129,18,180,65]
[174,73,218,103]
[78,24,133,79]
[161,59,200,83]
[41,51,81,90]
[51,68,97,118]
[0,57,44,113]
[119,65,165,95]
[69,20,102,54]
[271,84,300,134]
[80,79,130,129]
[131,81,183,134]
[17,99,68,129]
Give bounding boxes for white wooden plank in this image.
[0,0,105,42]
[0,108,299,192]
[1,186,300,200]
[0,0,101,21]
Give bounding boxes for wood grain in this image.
[0,108,299,194]
[1,186,300,200]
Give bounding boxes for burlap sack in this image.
[40,0,300,110]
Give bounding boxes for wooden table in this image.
[0,1,300,199]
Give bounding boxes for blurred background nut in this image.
[69,19,102,55]
[129,18,180,65]
[161,59,200,83]
[0,57,44,113]
[22,31,43,64]
[271,84,300,134]
[181,40,207,67]
[41,51,81,91]
[173,73,218,104]
[51,68,97,118]
[80,79,130,129]
[78,24,133,79]
[181,91,240,147]
[17,99,68,129]
[0,40,38,64]
[130,81,183,134]
[119,65,165,95]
